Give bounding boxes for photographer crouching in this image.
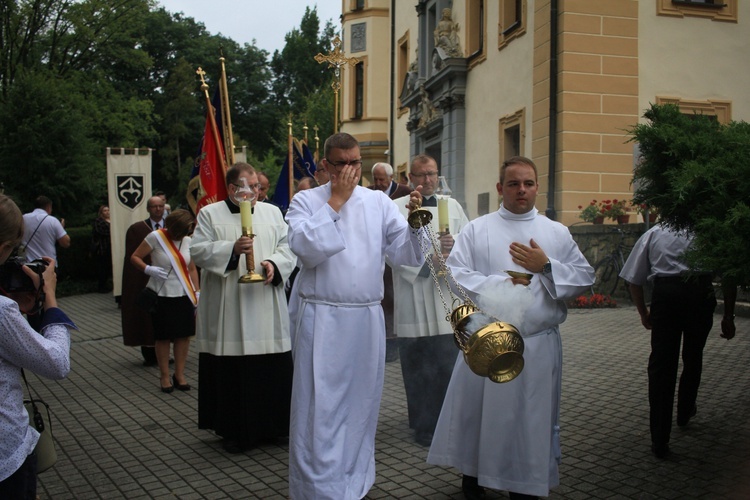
[0,194,75,498]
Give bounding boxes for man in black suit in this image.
[368,162,411,361]
[121,196,166,366]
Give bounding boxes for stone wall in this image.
[569,222,647,299]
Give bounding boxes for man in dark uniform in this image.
[121,196,165,366]
[620,223,737,458]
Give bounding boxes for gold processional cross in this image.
[314,35,360,133]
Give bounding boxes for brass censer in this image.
[408,186,525,383]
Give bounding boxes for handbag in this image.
[22,370,57,473]
[136,287,159,313]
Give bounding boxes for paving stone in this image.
[30,294,750,499]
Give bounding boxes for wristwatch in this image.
[541,260,552,275]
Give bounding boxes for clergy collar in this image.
[224,198,254,214]
[499,204,537,221]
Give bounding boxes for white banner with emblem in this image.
[106,148,152,296]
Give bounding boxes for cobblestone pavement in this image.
[29,293,750,499]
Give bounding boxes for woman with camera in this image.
[0,194,75,498]
[131,209,199,393]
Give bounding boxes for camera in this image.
[0,256,48,293]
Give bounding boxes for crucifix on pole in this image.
[315,35,360,133]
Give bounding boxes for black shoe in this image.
[651,442,670,459]
[223,439,245,454]
[462,475,486,500]
[141,346,158,366]
[415,430,433,447]
[160,384,174,394]
[509,492,539,500]
[677,405,697,427]
[172,374,191,391]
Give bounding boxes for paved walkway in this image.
[30,293,750,499]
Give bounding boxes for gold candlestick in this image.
[235,178,264,284]
[238,230,264,284]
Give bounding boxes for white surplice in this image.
[190,200,295,355]
[286,185,423,500]
[390,195,469,338]
[427,206,594,497]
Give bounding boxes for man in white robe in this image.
[427,156,594,499]
[286,133,424,499]
[391,154,469,446]
[191,163,296,453]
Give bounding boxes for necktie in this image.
[422,196,437,207]
[154,222,160,230]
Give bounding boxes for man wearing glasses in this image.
[392,154,469,447]
[286,133,425,499]
[191,163,296,454]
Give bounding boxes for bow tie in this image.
[422,196,437,207]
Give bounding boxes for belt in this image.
[302,298,381,308]
[654,275,712,286]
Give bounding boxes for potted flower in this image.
[634,202,658,223]
[578,201,604,224]
[599,199,629,224]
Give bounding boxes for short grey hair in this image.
[371,162,394,177]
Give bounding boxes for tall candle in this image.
[437,198,449,233]
[240,200,253,234]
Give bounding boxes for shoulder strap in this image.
[22,369,45,432]
[22,215,49,248]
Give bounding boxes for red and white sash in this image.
[154,229,198,306]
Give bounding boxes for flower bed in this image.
[568,293,618,309]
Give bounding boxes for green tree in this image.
[271,7,336,118]
[629,103,750,284]
[0,0,158,222]
[0,69,101,221]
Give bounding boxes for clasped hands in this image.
[508,239,548,286]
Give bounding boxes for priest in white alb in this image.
[286,133,424,499]
[427,156,594,500]
[391,153,469,447]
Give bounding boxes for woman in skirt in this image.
[131,209,199,393]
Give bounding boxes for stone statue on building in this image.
[418,84,438,128]
[434,8,462,58]
[407,48,419,92]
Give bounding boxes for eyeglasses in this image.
[410,171,438,179]
[325,158,363,169]
[232,183,263,191]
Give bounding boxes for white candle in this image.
[437,198,449,233]
[240,200,253,234]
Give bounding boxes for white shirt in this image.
[619,224,695,285]
[22,208,67,262]
[143,232,193,297]
[0,297,73,481]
